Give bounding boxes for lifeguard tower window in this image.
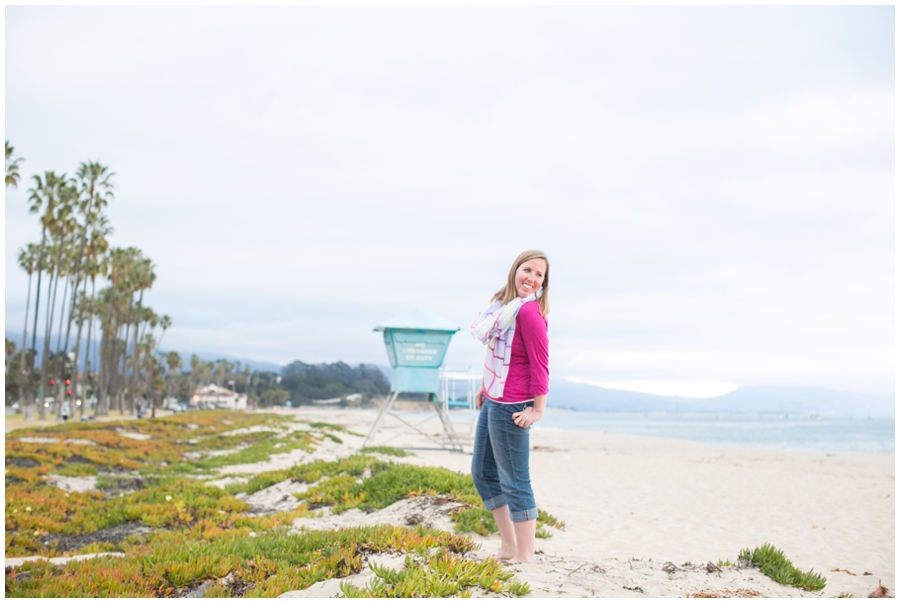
[364,307,465,452]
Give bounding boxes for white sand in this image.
[269,407,894,598]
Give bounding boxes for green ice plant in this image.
[293,458,563,536]
[7,523,511,598]
[5,414,544,597]
[339,550,530,598]
[359,446,412,457]
[737,543,826,591]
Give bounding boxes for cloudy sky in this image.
[5,6,894,397]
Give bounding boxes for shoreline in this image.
[283,405,898,456]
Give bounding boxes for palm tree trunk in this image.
[120,295,135,415]
[21,269,32,365]
[80,277,97,420]
[64,190,95,363]
[129,290,144,415]
[55,272,70,354]
[99,285,116,416]
[109,309,124,416]
[27,227,48,422]
[20,268,33,409]
[156,325,169,353]
[47,243,66,419]
[53,272,72,412]
[116,312,129,416]
[70,271,91,420]
[38,259,61,420]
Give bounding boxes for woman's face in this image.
[514,258,547,298]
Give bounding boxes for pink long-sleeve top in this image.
[488,301,549,403]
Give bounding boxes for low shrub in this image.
[294,459,563,538]
[5,524,504,598]
[4,412,542,597]
[340,549,530,597]
[738,543,826,591]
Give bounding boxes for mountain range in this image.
[547,379,894,418]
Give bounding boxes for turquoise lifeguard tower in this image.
[363,307,464,452]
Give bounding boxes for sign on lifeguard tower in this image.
[363,307,464,452]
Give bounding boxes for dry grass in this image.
[868,580,891,598]
[689,588,764,598]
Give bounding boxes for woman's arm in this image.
[518,303,549,399]
[512,303,549,428]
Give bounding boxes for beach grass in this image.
[737,543,826,591]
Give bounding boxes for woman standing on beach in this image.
[470,249,549,564]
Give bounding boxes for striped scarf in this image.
[470,288,542,399]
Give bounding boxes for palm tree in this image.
[138,307,159,348]
[155,315,172,353]
[79,251,109,419]
[70,216,112,419]
[127,257,156,413]
[189,355,212,403]
[17,244,39,419]
[97,247,130,415]
[27,171,68,419]
[244,364,252,400]
[64,163,114,369]
[140,341,165,418]
[55,238,78,353]
[116,252,143,414]
[39,185,79,417]
[97,246,146,416]
[6,141,23,188]
[163,350,183,418]
[17,244,39,361]
[190,354,202,389]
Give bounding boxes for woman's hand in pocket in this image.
[512,406,542,428]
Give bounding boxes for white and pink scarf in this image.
[470,288,542,399]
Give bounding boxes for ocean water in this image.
[531,411,895,455]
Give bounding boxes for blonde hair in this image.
[491,250,550,318]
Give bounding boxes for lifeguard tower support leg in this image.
[363,391,399,448]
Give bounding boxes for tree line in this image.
[5,141,171,421]
[280,360,390,404]
[5,141,390,418]
[145,357,390,409]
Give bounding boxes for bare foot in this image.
[504,555,535,564]
[493,547,517,560]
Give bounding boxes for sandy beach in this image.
[5,406,892,597]
[271,406,894,598]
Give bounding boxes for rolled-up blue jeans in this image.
[471,398,538,522]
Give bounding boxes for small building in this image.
[192,384,248,410]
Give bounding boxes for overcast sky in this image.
[5,6,894,397]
